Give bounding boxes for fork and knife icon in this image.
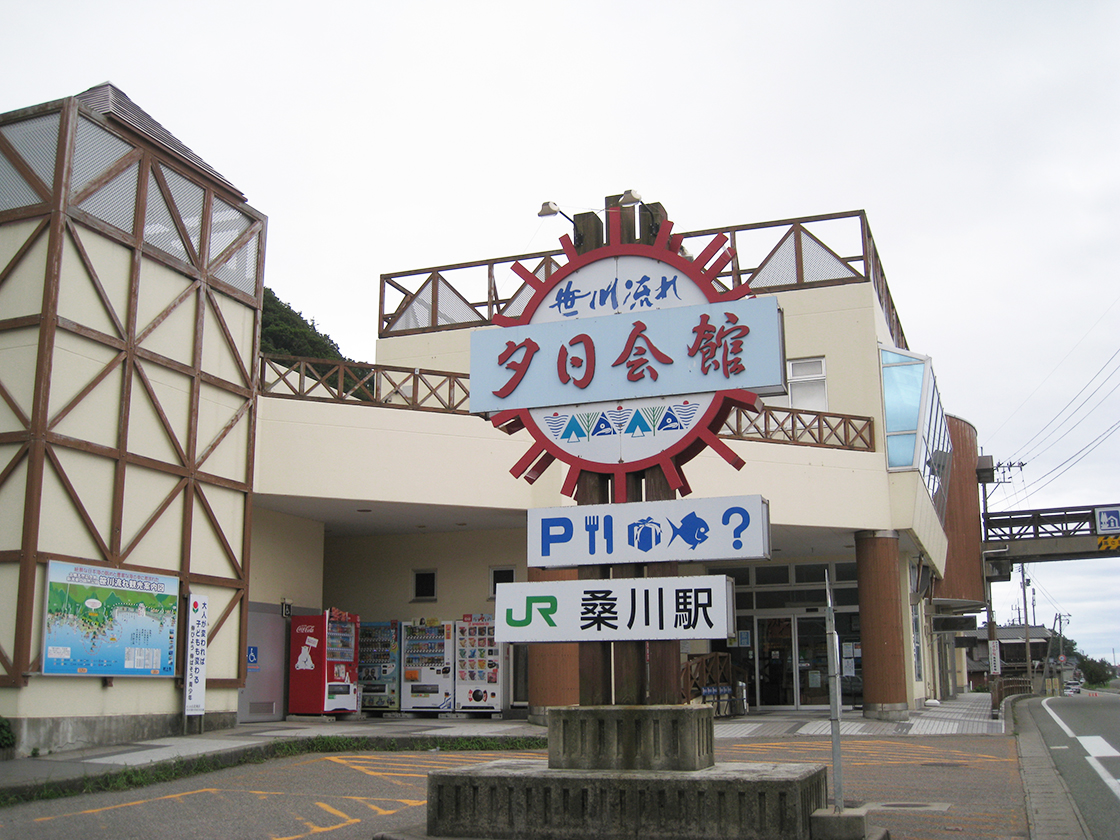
[585,515,614,555]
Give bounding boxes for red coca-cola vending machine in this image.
[289,608,360,715]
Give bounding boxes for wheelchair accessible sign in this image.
[527,494,769,567]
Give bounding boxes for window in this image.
[490,566,515,599]
[412,569,436,601]
[880,347,953,523]
[769,357,827,411]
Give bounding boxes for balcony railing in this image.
[260,355,471,413]
[259,355,876,453]
[379,209,908,352]
[721,405,874,451]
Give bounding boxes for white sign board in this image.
[1096,507,1120,535]
[185,594,208,715]
[528,495,769,566]
[471,296,786,414]
[989,639,1001,676]
[494,575,734,643]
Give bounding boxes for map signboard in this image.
[42,561,179,677]
[494,575,734,643]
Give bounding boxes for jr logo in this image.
[506,595,558,627]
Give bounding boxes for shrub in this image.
[0,716,14,750]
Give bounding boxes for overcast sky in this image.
[4,1,1118,662]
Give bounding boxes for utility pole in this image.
[1021,564,1032,691]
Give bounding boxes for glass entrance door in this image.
[752,614,837,709]
[796,616,830,707]
[757,617,794,706]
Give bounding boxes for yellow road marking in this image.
[727,739,1013,766]
[35,789,220,821]
[271,802,361,840]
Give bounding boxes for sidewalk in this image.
[0,692,1087,839]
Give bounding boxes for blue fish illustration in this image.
[669,512,709,550]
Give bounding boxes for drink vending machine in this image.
[358,620,400,711]
[289,608,359,715]
[400,620,454,711]
[454,614,503,713]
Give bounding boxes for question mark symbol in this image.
[722,507,750,550]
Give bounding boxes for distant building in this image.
[958,624,1054,689]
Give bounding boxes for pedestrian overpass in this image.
[983,504,1120,579]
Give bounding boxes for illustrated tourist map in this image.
[42,561,179,677]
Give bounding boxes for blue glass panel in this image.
[880,349,916,366]
[887,433,917,467]
[882,363,924,432]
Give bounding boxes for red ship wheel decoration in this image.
[475,207,775,503]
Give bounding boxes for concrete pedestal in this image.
[427,759,826,840]
[548,704,714,771]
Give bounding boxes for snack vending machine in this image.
[289,608,360,715]
[454,615,503,713]
[400,620,454,711]
[358,620,400,711]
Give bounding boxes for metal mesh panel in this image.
[72,116,133,196]
[749,232,798,288]
[212,234,258,295]
[209,198,252,263]
[78,161,138,233]
[801,235,858,283]
[144,171,190,262]
[435,277,483,325]
[0,113,60,191]
[0,153,41,211]
[161,165,205,254]
[397,288,433,330]
[499,281,535,320]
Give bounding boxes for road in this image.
[0,738,1025,840]
[1020,692,1120,840]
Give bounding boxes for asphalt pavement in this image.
[0,692,1092,839]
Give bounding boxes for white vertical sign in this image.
[185,594,208,716]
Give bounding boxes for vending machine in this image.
[400,620,454,711]
[358,620,400,711]
[454,614,503,713]
[289,608,360,715]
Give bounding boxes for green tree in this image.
[1080,657,1114,686]
[260,287,346,360]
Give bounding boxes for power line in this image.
[1016,414,1120,499]
[1012,347,1120,463]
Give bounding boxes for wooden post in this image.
[577,471,612,706]
[644,465,681,704]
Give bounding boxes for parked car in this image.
[1063,681,1081,696]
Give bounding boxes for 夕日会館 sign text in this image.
[494,575,734,643]
[470,296,785,414]
[528,495,769,567]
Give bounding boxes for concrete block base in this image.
[548,704,715,771]
[811,806,890,839]
[426,758,827,840]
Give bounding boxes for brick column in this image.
[855,530,910,721]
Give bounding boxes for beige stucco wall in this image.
[375,327,473,374]
[255,397,564,510]
[323,528,525,623]
[250,506,325,611]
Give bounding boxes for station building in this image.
[0,85,986,755]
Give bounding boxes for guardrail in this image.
[260,355,877,453]
[260,355,470,413]
[984,505,1099,542]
